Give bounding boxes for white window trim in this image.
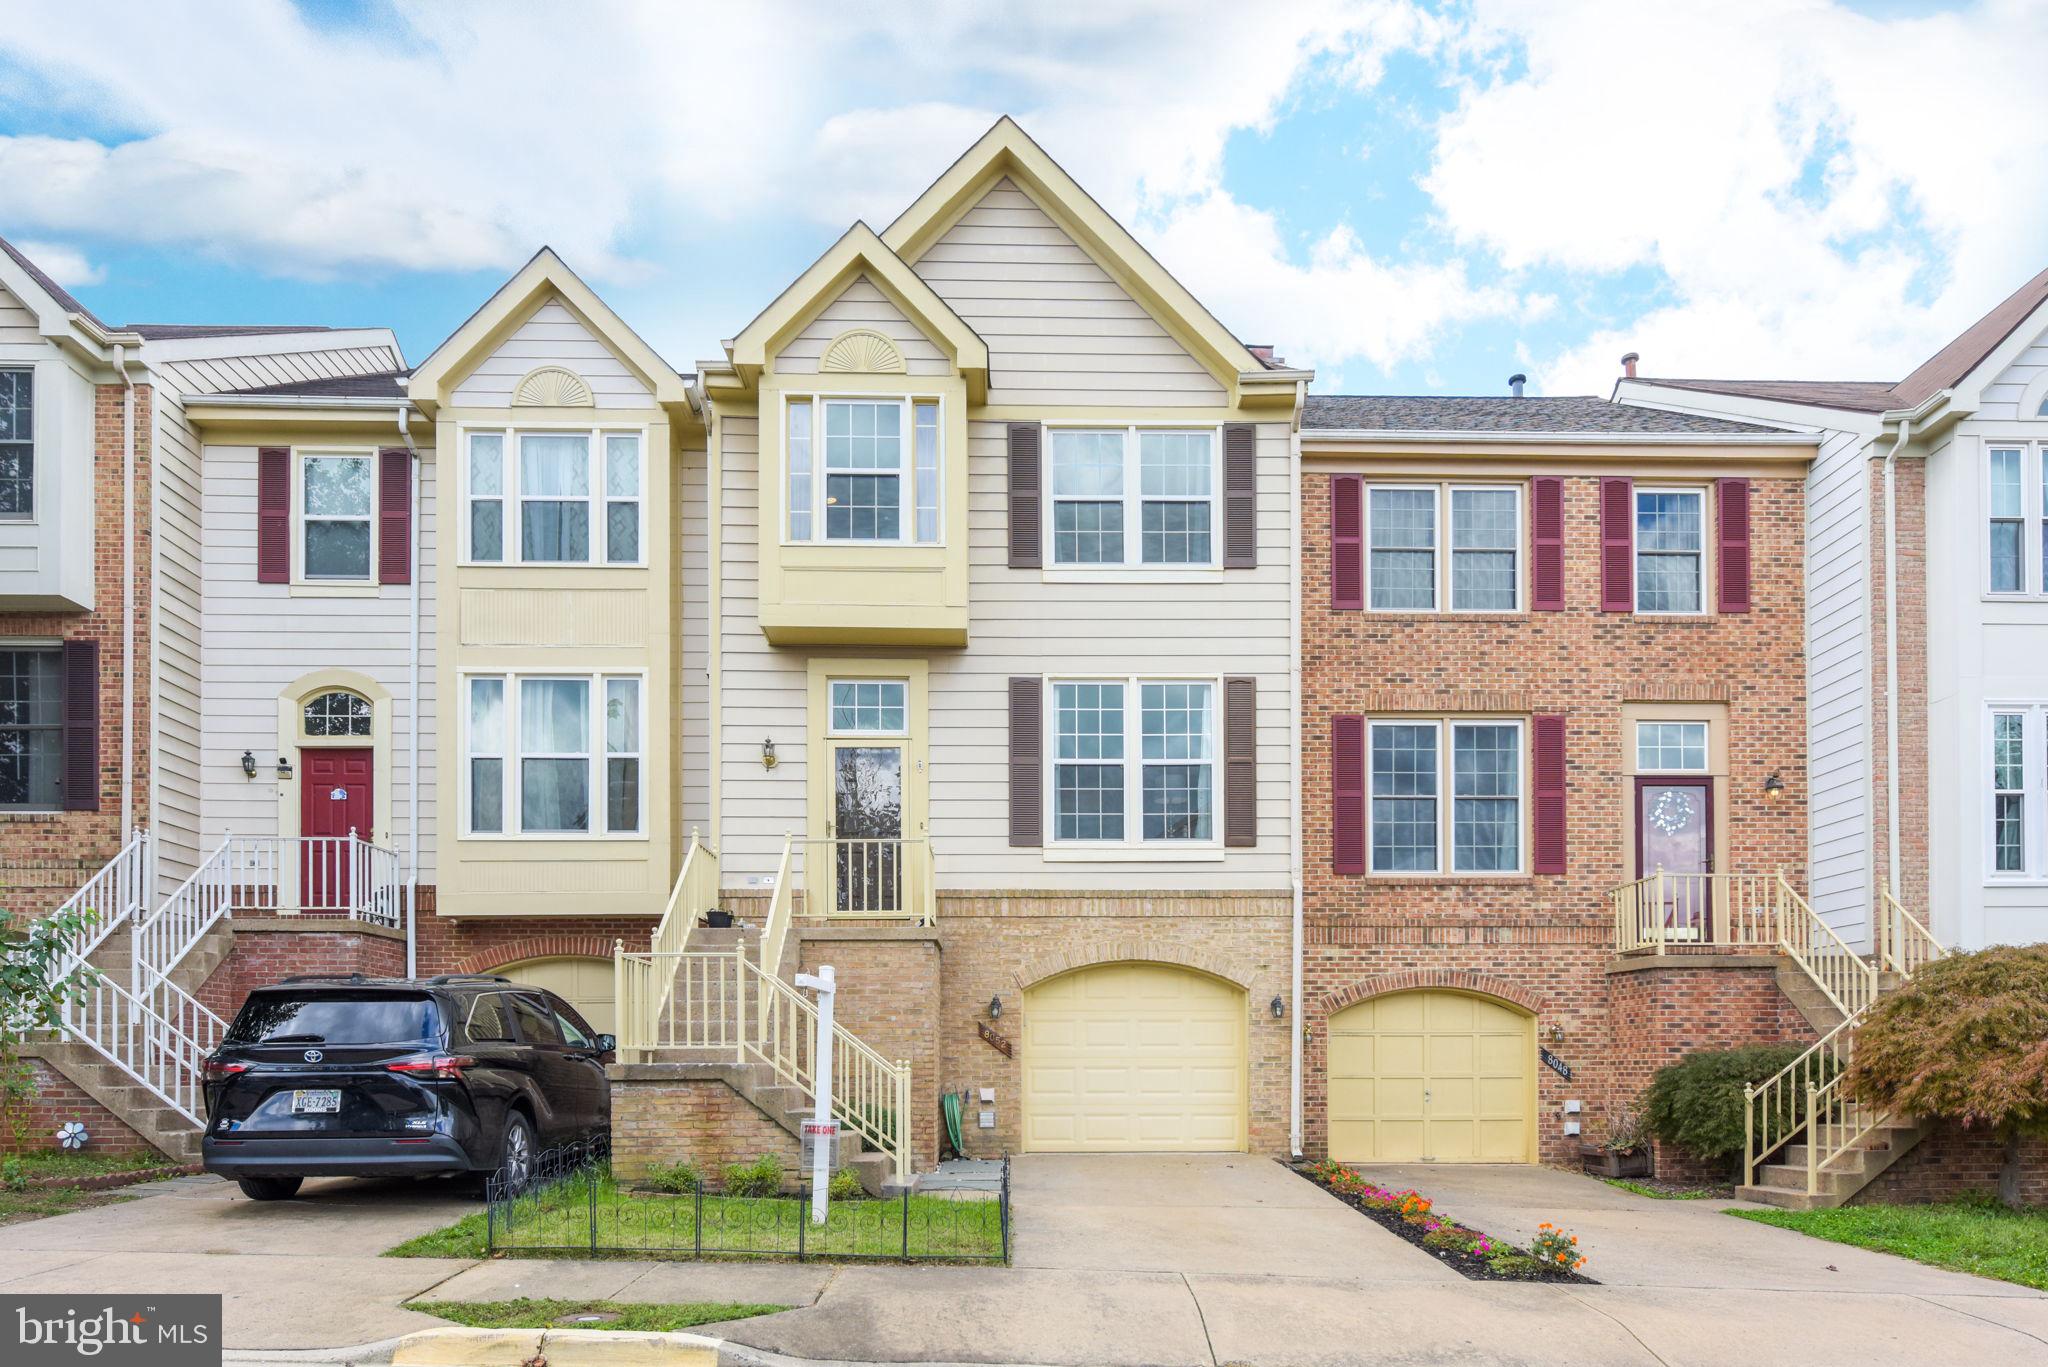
[1364,717,1528,877]
[0,643,63,812]
[826,678,910,737]
[0,365,33,523]
[1631,485,1712,618]
[458,668,648,840]
[1634,720,1711,774]
[1043,674,1224,854]
[1984,702,2046,883]
[292,447,379,591]
[1362,482,1525,614]
[779,393,945,547]
[456,421,649,568]
[1042,423,1223,574]
[1981,439,2048,600]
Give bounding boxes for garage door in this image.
[1327,990,1533,1164]
[1021,962,1247,1152]
[496,956,615,1035]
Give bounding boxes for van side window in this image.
[510,994,562,1045]
[555,1012,593,1049]
[465,994,514,1042]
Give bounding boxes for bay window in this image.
[464,672,643,836]
[1048,427,1218,568]
[1051,677,1216,843]
[0,368,32,518]
[1982,444,2048,596]
[464,427,644,564]
[1368,718,1524,873]
[783,396,942,544]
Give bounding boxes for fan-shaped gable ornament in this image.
[513,366,595,407]
[820,329,906,375]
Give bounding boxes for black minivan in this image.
[201,974,612,1200]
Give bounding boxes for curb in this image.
[389,1326,724,1366]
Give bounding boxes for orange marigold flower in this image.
[1570,1237,1578,1244]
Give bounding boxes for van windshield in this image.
[225,992,440,1046]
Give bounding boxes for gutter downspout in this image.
[113,344,136,836]
[1882,415,1912,902]
[399,404,421,978]
[1288,396,1305,1158]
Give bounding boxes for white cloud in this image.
[12,238,102,288]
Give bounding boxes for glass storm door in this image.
[1637,779,1711,938]
[830,741,903,913]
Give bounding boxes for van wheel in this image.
[496,1113,536,1195]
[236,1175,303,1201]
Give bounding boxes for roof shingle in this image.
[216,370,413,399]
[1303,394,1791,435]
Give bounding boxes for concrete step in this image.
[1736,1183,1842,1212]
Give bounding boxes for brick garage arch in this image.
[1317,969,1545,1018]
[1013,940,1252,992]
[456,937,619,976]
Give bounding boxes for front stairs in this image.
[1741,1108,1936,1211]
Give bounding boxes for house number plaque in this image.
[1540,1048,1572,1080]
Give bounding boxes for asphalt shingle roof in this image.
[0,234,104,326]
[1630,379,1902,413]
[218,370,414,399]
[124,323,337,341]
[1303,394,1792,435]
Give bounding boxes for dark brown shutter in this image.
[1332,714,1364,874]
[1006,423,1042,569]
[1007,676,1043,847]
[1531,714,1567,874]
[61,639,99,813]
[1530,476,1564,611]
[1222,423,1256,569]
[257,446,291,584]
[1223,676,1257,846]
[1331,474,1363,610]
[377,447,412,585]
[1599,476,1633,612]
[1717,478,1751,613]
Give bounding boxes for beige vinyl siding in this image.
[198,443,438,878]
[450,300,654,408]
[150,402,206,890]
[773,276,950,376]
[0,286,36,344]
[910,178,1226,409]
[678,443,712,838]
[154,346,403,397]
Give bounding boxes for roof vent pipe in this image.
[1508,373,1526,398]
[1621,352,1640,379]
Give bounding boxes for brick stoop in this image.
[19,1039,202,1162]
[1738,1109,1934,1211]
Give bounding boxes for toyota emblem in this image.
[303,1049,324,1063]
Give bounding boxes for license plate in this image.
[291,1089,341,1114]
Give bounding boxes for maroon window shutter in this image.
[257,446,291,584]
[1531,714,1567,874]
[1331,475,1363,610]
[1599,476,1633,612]
[1717,478,1752,613]
[61,639,100,813]
[1530,476,1565,611]
[1007,423,1042,570]
[1222,423,1257,569]
[377,447,412,585]
[1332,714,1365,874]
[1223,676,1257,847]
[1008,676,1043,847]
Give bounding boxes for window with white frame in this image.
[1048,428,1217,568]
[1634,487,1705,614]
[783,397,941,544]
[1992,710,2025,874]
[300,453,374,581]
[1050,678,1215,843]
[303,690,371,738]
[1364,484,1522,612]
[1368,718,1524,873]
[830,680,906,734]
[465,672,643,836]
[0,647,62,809]
[465,428,643,565]
[1980,445,2048,596]
[1636,720,1708,773]
[0,368,31,519]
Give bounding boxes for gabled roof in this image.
[0,234,103,325]
[1306,395,1793,435]
[407,247,690,411]
[1627,379,1903,414]
[723,221,987,399]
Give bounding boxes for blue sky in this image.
[1,0,2042,395]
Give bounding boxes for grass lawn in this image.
[1730,1199,2048,1290]
[386,1171,1004,1263]
[3,1150,174,1182]
[1604,1178,1719,1200]
[409,1297,785,1332]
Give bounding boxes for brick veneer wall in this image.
[609,1068,802,1183]
[797,931,940,1168]
[413,909,658,976]
[1856,1127,2048,1207]
[2,1058,154,1156]
[214,921,407,1015]
[1867,457,1928,912]
[1300,469,1810,1163]
[0,384,154,922]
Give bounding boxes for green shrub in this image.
[1,1156,23,1191]
[644,1161,700,1194]
[828,1166,865,1201]
[721,1153,783,1198]
[1641,1043,1811,1167]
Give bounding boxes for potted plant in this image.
[1580,1106,1652,1177]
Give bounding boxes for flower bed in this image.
[1295,1161,1596,1284]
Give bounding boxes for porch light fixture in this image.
[1546,1023,1565,1044]
[1762,772,1786,800]
[275,756,294,781]
[1270,995,1286,1020]
[988,995,1002,1020]
[239,750,257,779]
[761,738,778,770]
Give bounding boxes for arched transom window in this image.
[303,690,371,738]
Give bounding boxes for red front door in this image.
[301,748,373,910]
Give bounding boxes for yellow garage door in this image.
[497,956,616,1036]
[1021,962,1247,1153]
[1327,990,1533,1164]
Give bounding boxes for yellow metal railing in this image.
[791,836,936,924]
[1874,879,1945,978]
[1744,1008,1855,1190]
[616,831,719,1063]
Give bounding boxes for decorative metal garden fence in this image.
[485,1138,1009,1264]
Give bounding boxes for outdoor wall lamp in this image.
[1546,1023,1566,1044]
[988,995,1002,1020]
[275,756,294,781]
[761,738,778,770]
[1763,772,1786,800]
[1270,995,1286,1020]
[240,750,257,779]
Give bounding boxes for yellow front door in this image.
[1326,990,1534,1163]
[1021,962,1248,1152]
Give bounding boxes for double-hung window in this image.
[1634,488,1705,614]
[1368,718,1524,873]
[0,368,31,518]
[1048,428,1217,568]
[465,428,643,564]
[464,672,643,836]
[783,397,941,544]
[1051,678,1215,844]
[0,647,62,809]
[300,453,374,581]
[1364,484,1522,611]
[1992,710,2026,874]
[1983,445,2048,596]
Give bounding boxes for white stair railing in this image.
[50,828,154,975]
[60,971,216,1125]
